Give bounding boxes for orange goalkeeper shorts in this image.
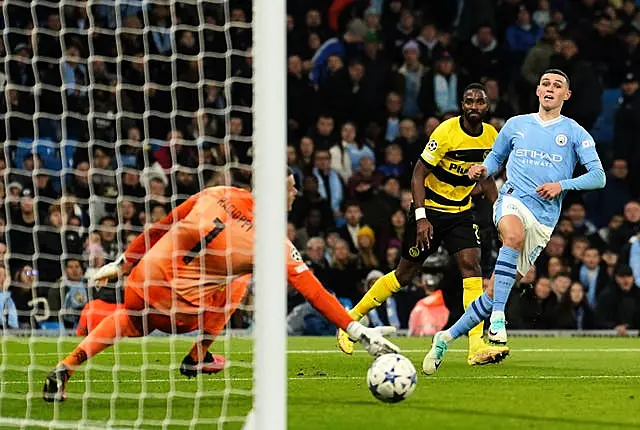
[124,272,251,336]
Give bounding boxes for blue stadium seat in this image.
[590,88,622,147]
[61,141,78,169]
[35,140,61,171]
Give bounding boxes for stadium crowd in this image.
[1,0,639,335]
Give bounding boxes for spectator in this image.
[521,23,560,110]
[338,202,363,253]
[37,204,83,285]
[379,91,403,142]
[596,264,640,334]
[408,285,450,337]
[7,188,36,276]
[394,119,421,165]
[356,225,379,272]
[418,52,468,117]
[569,236,590,269]
[393,41,426,119]
[312,149,344,218]
[289,175,334,229]
[308,115,337,151]
[566,202,597,238]
[613,72,640,195]
[505,6,542,76]
[302,237,331,289]
[328,238,363,305]
[288,55,316,136]
[361,33,393,113]
[548,36,603,130]
[385,9,418,64]
[630,233,640,286]
[416,23,445,68]
[342,122,377,175]
[584,159,633,228]
[574,247,610,308]
[484,78,515,124]
[311,18,366,85]
[377,143,405,179]
[461,24,502,84]
[330,124,354,182]
[610,200,640,251]
[532,0,551,28]
[507,276,557,329]
[555,282,596,330]
[0,266,18,329]
[10,264,37,327]
[550,273,572,301]
[346,156,383,200]
[48,258,88,329]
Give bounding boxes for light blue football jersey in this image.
[483,113,603,227]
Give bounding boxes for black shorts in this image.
[402,207,481,263]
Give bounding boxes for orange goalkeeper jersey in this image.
[124,186,352,330]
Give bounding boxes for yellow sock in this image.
[463,277,484,349]
[349,272,402,320]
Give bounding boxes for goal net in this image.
[0,0,285,427]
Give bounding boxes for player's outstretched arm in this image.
[287,244,399,357]
[470,177,499,203]
[123,194,200,265]
[477,118,515,179]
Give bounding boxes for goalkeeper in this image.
[43,170,399,402]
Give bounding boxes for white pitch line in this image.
[3,347,640,357]
[3,374,640,386]
[0,417,128,430]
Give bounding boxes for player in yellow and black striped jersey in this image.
[337,84,509,366]
[419,114,496,213]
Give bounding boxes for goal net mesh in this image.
[1,0,256,427]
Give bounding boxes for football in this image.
[367,353,417,403]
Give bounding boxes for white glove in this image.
[90,255,125,288]
[346,321,400,357]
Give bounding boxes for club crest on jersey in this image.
[555,134,568,146]
[408,246,420,258]
[290,247,303,262]
[426,139,438,152]
[483,150,490,159]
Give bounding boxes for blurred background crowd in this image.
[1,0,639,335]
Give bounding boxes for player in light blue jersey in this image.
[422,69,606,375]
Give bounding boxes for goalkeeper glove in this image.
[345,321,400,357]
[90,254,126,288]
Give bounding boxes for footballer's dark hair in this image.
[541,69,570,88]
[463,83,486,93]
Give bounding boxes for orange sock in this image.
[61,309,142,374]
[188,338,214,362]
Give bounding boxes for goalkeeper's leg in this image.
[180,274,251,378]
[337,258,420,354]
[43,287,146,402]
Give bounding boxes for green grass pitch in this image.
[1,336,640,429]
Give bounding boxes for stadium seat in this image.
[590,88,622,147]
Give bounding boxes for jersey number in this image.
[473,224,481,245]
[183,217,226,264]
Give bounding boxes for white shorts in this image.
[493,195,553,276]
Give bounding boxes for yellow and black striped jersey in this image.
[419,116,497,213]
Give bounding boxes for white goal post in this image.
[0,0,288,426]
[251,0,287,429]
